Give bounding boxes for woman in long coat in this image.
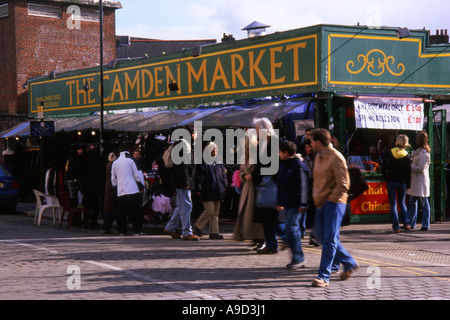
[405,131,431,231]
[101,152,118,234]
[232,136,264,246]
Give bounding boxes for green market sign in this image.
[28,25,450,117]
[29,32,318,117]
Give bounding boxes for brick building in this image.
[0,0,122,131]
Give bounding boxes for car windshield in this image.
[0,165,12,177]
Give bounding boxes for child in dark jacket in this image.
[194,142,228,239]
[277,141,309,270]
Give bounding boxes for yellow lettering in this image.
[75,80,86,105]
[66,80,75,105]
[231,54,247,88]
[87,86,95,104]
[286,42,307,81]
[210,58,230,91]
[110,74,124,102]
[361,201,390,212]
[102,75,111,103]
[270,46,285,84]
[154,67,164,97]
[141,69,154,98]
[187,60,208,93]
[124,70,141,100]
[249,50,268,86]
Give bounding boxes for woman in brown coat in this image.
[101,152,118,234]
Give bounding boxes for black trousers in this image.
[116,193,142,234]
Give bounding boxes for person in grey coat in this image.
[405,131,431,231]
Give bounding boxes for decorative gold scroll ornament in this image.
[346,49,405,76]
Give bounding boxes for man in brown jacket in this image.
[309,128,359,287]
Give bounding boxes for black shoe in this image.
[257,247,278,254]
[420,227,429,231]
[309,237,320,247]
[286,261,305,270]
[253,242,265,251]
[193,226,203,237]
[209,233,224,240]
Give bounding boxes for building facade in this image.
[0,0,121,130]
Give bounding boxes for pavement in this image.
[0,201,449,304]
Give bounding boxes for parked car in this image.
[0,165,19,213]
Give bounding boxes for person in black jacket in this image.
[382,134,411,233]
[80,144,104,229]
[164,132,199,241]
[193,142,228,239]
[277,141,308,270]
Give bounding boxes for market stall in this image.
[330,95,442,223]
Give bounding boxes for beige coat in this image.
[406,148,430,197]
[232,163,264,241]
[312,145,350,209]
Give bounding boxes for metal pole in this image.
[428,104,435,222]
[99,0,104,156]
[440,108,446,222]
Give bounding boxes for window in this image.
[28,3,62,19]
[79,7,99,22]
[0,3,8,19]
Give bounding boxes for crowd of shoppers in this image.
[59,118,431,288]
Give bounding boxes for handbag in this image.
[255,176,277,209]
[152,194,172,214]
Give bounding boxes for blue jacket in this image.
[277,157,309,209]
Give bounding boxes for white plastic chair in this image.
[33,189,62,226]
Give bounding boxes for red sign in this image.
[351,182,390,215]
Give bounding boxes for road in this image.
[1,206,449,304]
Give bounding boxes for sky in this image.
[115,0,450,41]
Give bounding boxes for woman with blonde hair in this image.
[405,131,431,231]
[382,134,412,233]
[249,118,284,254]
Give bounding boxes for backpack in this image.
[162,143,174,168]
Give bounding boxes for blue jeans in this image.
[406,196,430,229]
[262,222,285,250]
[165,188,193,236]
[315,201,357,282]
[387,181,407,231]
[299,210,307,237]
[285,207,305,264]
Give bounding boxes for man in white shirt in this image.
[111,143,145,235]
